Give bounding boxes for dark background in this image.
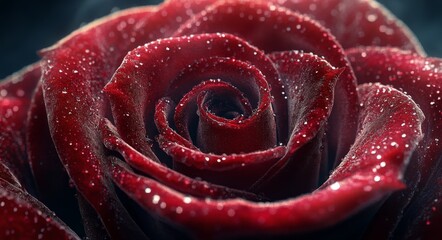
[1,0,441,79]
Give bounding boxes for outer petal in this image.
[26,83,83,233]
[0,178,80,240]
[325,83,423,186]
[111,82,423,238]
[0,163,22,190]
[41,5,159,240]
[252,51,341,199]
[347,47,442,239]
[272,0,425,54]
[0,63,41,191]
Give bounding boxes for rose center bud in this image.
[195,82,277,155]
[205,97,246,120]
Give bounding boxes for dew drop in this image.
[330,182,340,190]
[183,196,192,204]
[176,206,183,214]
[227,209,236,217]
[366,13,378,22]
[152,195,160,204]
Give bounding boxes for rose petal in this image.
[325,83,423,186]
[111,158,405,239]
[101,119,265,201]
[0,63,41,191]
[160,136,285,190]
[41,5,173,240]
[346,47,441,238]
[26,83,83,233]
[0,178,80,240]
[0,163,22,190]
[250,51,342,198]
[269,51,340,158]
[155,98,195,150]
[272,0,425,54]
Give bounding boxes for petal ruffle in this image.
[347,47,441,239]
[272,0,425,54]
[251,51,341,198]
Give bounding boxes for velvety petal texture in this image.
[0,63,41,190]
[347,47,442,239]
[0,178,80,240]
[271,0,425,54]
[112,81,422,239]
[172,0,360,166]
[0,0,440,239]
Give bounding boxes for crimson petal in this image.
[40,5,174,240]
[0,63,41,191]
[0,163,22,190]
[346,47,441,239]
[0,178,80,240]
[101,119,264,201]
[26,83,83,233]
[272,0,424,54]
[325,83,423,187]
[251,51,341,198]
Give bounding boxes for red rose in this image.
[0,0,440,239]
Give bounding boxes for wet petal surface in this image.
[347,47,442,239]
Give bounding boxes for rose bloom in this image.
[0,0,441,239]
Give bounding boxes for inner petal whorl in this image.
[172,77,277,155]
[196,85,277,155]
[173,80,252,146]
